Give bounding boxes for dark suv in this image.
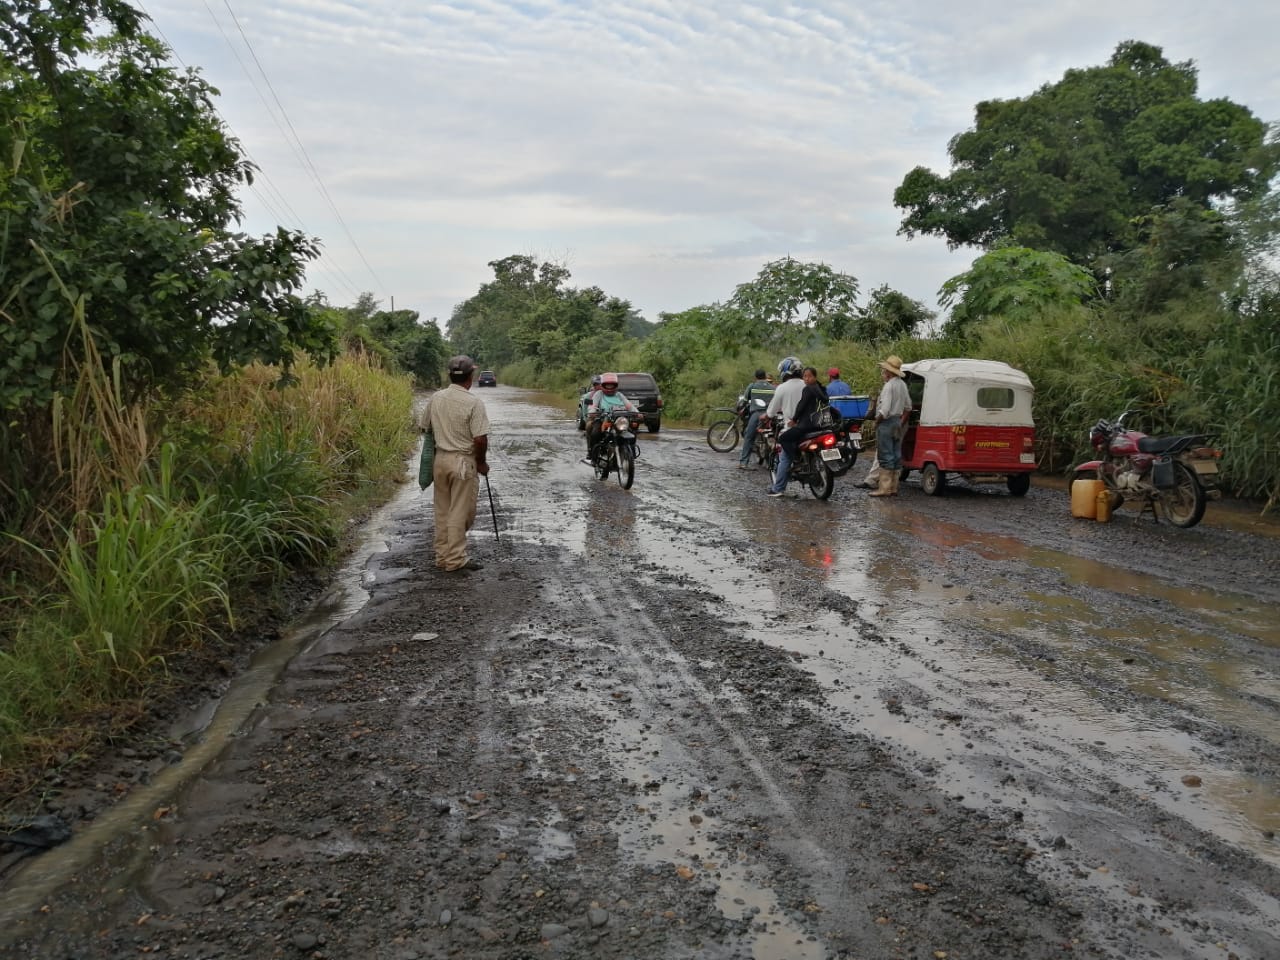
[617,373,663,433]
[476,370,497,387]
[576,372,663,433]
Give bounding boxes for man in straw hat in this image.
[869,354,910,497]
[419,355,491,571]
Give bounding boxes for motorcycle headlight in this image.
[616,417,630,432]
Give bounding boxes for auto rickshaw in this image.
[898,359,1037,496]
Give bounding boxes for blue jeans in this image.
[738,410,763,464]
[769,425,804,492]
[876,418,903,471]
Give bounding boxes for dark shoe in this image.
[460,560,484,571]
[767,489,785,498]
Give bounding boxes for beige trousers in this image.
[433,450,479,570]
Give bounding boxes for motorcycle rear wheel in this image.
[615,442,635,490]
[1161,460,1206,528]
[804,456,835,500]
[706,419,739,452]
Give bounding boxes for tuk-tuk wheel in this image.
[921,463,946,496]
[1007,473,1031,497]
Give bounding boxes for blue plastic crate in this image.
[830,396,869,419]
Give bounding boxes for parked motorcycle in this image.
[706,396,769,452]
[825,415,862,478]
[1073,411,1222,528]
[767,415,840,500]
[588,410,640,490]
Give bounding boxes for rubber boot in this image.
[888,471,900,495]
[868,472,894,497]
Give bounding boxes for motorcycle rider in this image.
[766,359,826,497]
[826,367,852,398]
[736,368,776,469]
[584,372,641,462]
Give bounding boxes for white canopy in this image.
[901,358,1035,427]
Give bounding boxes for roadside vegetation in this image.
[2,5,1276,809]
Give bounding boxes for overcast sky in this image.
[139,1,1280,331]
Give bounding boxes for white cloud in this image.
[145,0,1280,322]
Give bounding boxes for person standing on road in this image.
[737,368,776,469]
[420,355,491,571]
[765,358,819,497]
[825,367,852,398]
[869,355,910,497]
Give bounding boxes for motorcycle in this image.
[1073,411,1222,528]
[825,415,862,478]
[706,396,769,452]
[588,409,640,490]
[766,415,840,500]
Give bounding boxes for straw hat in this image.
[878,354,904,377]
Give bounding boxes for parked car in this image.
[477,370,497,387]
[576,372,663,433]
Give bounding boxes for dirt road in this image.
[3,386,1278,959]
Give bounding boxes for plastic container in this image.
[830,395,870,420]
[1071,478,1103,518]
[1095,487,1112,523]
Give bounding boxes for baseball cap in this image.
[447,355,476,375]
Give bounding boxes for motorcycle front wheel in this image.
[803,455,835,500]
[1161,460,1206,528]
[615,441,635,490]
[706,419,740,452]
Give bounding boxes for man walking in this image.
[869,355,909,497]
[421,355,490,571]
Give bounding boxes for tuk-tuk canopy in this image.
[901,359,1035,427]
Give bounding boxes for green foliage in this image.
[726,257,859,345]
[855,285,936,342]
[448,255,638,373]
[939,247,1096,337]
[0,0,335,415]
[894,40,1277,274]
[320,292,447,387]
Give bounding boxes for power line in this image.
[218,0,388,297]
[141,1,371,302]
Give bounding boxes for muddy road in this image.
[3,385,1278,960]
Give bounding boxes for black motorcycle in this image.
[825,415,862,477]
[765,415,840,500]
[588,410,640,490]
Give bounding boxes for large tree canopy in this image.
[722,257,859,346]
[0,0,334,412]
[894,41,1277,272]
[447,255,638,370]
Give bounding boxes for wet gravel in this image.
[2,391,1277,960]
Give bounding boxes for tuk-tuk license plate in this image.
[820,449,842,462]
[1020,453,1035,464]
[1192,460,1219,475]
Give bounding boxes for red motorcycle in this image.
[1073,412,1222,528]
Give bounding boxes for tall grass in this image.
[1,349,417,790]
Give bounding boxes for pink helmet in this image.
[600,372,619,386]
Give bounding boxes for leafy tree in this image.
[0,0,335,413]
[894,41,1277,274]
[449,255,637,372]
[939,246,1097,337]
[723,257,859,346]
[855,285,936,342]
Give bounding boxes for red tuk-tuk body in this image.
[899,359,1037,496]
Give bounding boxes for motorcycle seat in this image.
[1137,435,1206,454]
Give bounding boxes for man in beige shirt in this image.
[419,356,490,572]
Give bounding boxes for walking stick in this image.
[484,474,499,540]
